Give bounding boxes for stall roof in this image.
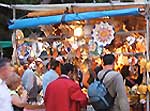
[0,2,146,11]
[8,8,140,29]
[26,2,146,17]
[11,2,146,11]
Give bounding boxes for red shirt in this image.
[44,76,88,111]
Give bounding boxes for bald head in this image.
[6,73,21,90]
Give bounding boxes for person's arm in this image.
[70,83,88,108]
[11,90,28,108]
[115,74,130,111]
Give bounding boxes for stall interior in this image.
[13,10,150,110]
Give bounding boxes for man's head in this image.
[6,73,21,90]
[0,58,13,80]
[50,59,61,75]
[35,58,45,75]
[102,54,115,66]
[61,63,75,80]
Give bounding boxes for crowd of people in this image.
[0,53,144,111]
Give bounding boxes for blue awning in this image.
[8,8,140,30]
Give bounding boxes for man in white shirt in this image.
[0,58,14,111]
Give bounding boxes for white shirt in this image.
[0,79,13,111]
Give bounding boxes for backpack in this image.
[88,70,116,110]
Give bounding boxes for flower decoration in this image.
[92,22,115,47]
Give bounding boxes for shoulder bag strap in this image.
[101,70,112,83]
[101,70,118,98]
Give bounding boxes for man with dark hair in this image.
[97,54,130,111]
[102,54,115,66]
[42,59,61,95]
[44,63,88,111]
[0,58,14,111]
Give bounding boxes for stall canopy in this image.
[0,41,12,48]
[8,8,140,30]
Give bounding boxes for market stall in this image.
[4,2,150,111]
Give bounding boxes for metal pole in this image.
[12,7,17,64]
[146,13,150,111]
[0,48,3,58]
[93,0,96,3]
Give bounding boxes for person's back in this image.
[97,54,129,111]
[98,70,129,111]
[44,63,87,111]
[42,59,61,95]
[22,68,35,91]
[22,67,38,103]
[45,77,85,111]
[42,69,59,94]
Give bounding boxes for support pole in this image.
[0,48,3,58]
[146,12,150,111]
[93,0,96,3]
[11,7,17,64]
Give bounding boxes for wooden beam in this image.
[116,30,145,35]
[27,3,145,17]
